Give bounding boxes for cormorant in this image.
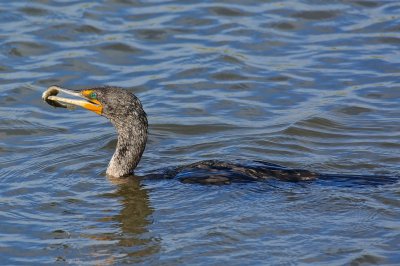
[42,86,396,185]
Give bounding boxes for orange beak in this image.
[42,86,103,115]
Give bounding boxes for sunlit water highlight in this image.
[1,1,399,264]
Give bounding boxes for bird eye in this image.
[90,92,97,99]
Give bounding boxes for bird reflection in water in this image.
[86,176,160,263]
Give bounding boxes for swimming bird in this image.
[42,85,396,185]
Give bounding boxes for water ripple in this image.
[0,0,399,265]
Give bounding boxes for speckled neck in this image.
[106,112,148,178]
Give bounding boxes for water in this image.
[1,0,400,264]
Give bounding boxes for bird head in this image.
[42,85,146,123]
